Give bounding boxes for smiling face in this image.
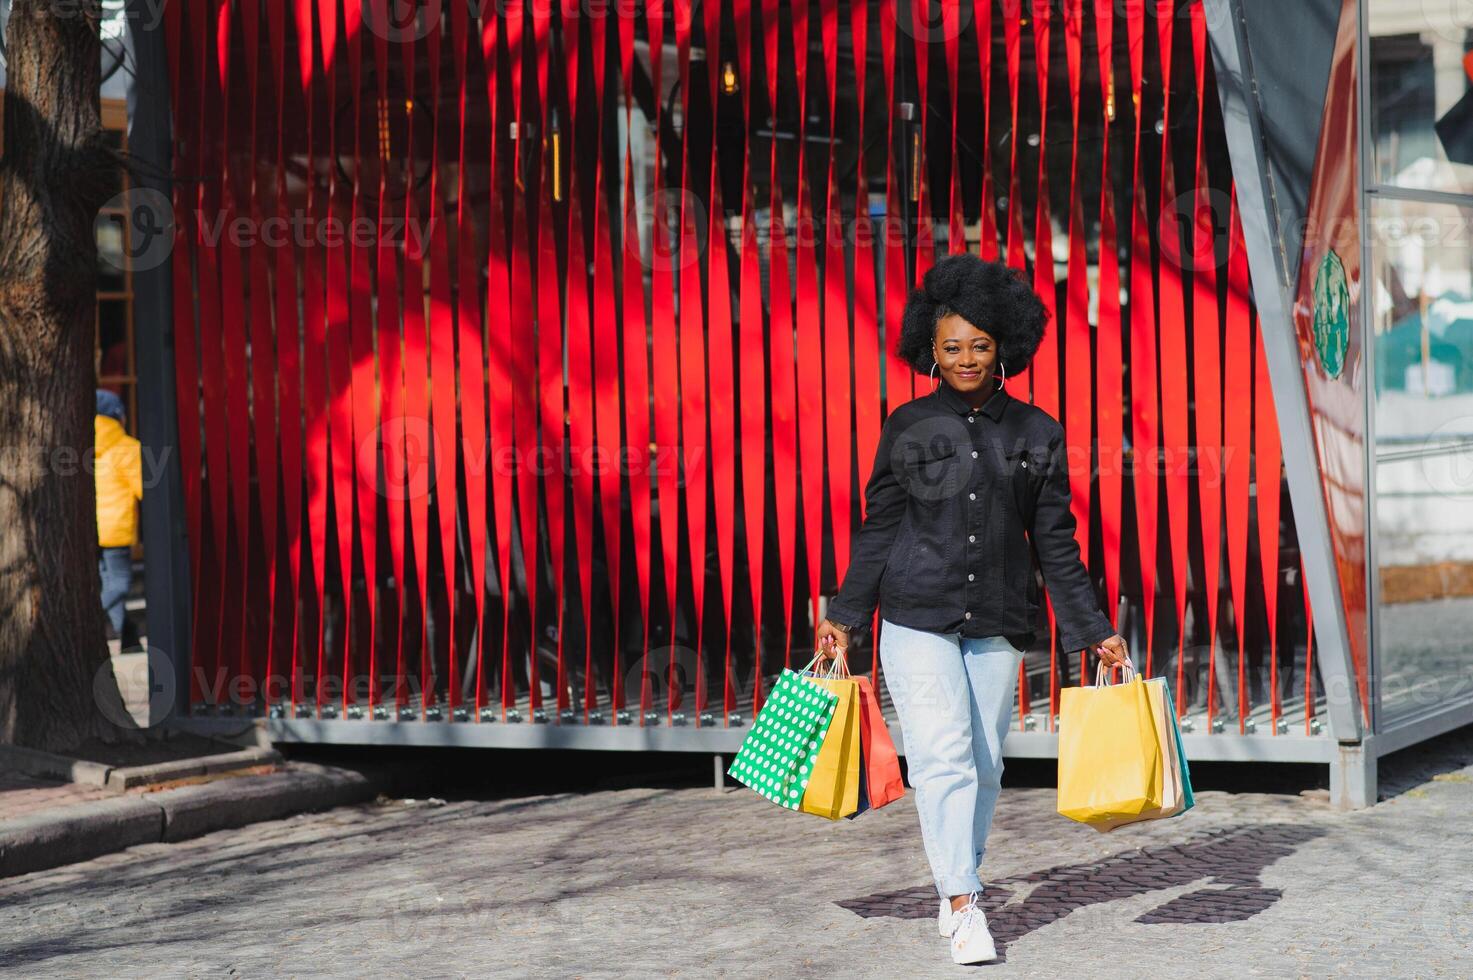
[932,312,1000,396]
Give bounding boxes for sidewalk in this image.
[0,663,381,881]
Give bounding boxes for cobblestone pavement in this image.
[2,729,1473,978]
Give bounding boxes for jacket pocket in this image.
[901,442,960,503]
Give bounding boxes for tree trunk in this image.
[0,1,131,749]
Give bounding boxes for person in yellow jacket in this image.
[95,389,142,642]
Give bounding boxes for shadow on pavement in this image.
[836,822,1327,959]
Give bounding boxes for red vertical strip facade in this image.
[162,1,1311,741]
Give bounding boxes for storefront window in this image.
[1369,2,1473,195]
[1370,195,1473,722]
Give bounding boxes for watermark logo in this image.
[100,186,175,275]
[363,0,438,42]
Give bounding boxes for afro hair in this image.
[895,253,1049,377]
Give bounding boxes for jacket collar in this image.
[935,380,1011,421]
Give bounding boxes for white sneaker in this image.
[949,893,997,965]
[938,897,957,938]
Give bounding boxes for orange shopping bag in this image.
[853,675,905,809]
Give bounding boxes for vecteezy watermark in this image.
[1161,186,1235,273]
[99,188,437,275]
[1420,0,1473,43]
[0,443,174,489]
[358,417,698,500]
[95,644,176,729]
[100,187,175,275]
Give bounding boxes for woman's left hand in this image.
[1091,634,1130,670]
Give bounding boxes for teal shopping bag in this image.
[1166,684,1195,814]
[728,668,840,810]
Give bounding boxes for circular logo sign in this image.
[1312,249,1350,379]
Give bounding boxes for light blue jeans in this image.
[879,619,1021,899]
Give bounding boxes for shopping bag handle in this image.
[1094,659,1136,687]
[800,649,851,679]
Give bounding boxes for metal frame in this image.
[1204,0,1367,757]
[176,715,1340,763]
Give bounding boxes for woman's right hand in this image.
[814,619,851,663]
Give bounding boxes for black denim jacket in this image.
[826,381,1115,653]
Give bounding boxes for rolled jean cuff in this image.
[935,873,985,900]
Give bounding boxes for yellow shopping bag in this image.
[1088,677,1184,832]
[799,657,862,821]
[1057,663,1165,825]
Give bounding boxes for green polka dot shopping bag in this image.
[726,660,839,812]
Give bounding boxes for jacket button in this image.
[968,573,976,582]
[968,416,975,423]
[971,451,979,459]
[968,535,976,543]
[969,493,976,501]
[965,612,973,620]
[1022,461,1028,469]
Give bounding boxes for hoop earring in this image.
[930,361,940,391]
[996,362,1007,389]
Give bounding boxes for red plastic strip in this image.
[1056,0,1093,726]
[1255,302,1284,732]
[792,0,826,655]
[1028,0,1056,708]
[164,1,205,701]
[851,0,880,524]
[1126,0,1159,682]
[506,1,544,712]
[733,0,768,712]
[821,0,853,622]
[1224,192,1253,733]
[216,0,256,693]
[613,10,652,719]
[1156,0,1189,712]
[266,0,303,710]
[974,0,997,260]
[588,15,623,715]
[1188,4,1223,728]
[944,0,963,250]
[373,1,405,712]
[1093,0,1123,653]
[881,0,912,423]
[674,0,709,717]
[1003,6,1026,270]
[482,8,517,717]
[703,2,737,720]
[765,0,797,672]
[297,0,331,711]
[241,0,279,694]
[647,1,684,720]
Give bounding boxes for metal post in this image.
[713,753,725,793]
[1330,741,1376,809]
[126,1,193,724]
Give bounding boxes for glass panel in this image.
[1370,195,1473,723]
[1369,3,1473,194]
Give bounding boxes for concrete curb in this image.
[0,762,379,880]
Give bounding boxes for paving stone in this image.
[0,730,1472,976]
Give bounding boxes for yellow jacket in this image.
[95,415,142,548]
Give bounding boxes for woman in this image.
[817,254,1129,965]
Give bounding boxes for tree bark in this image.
[0,0,131,749]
